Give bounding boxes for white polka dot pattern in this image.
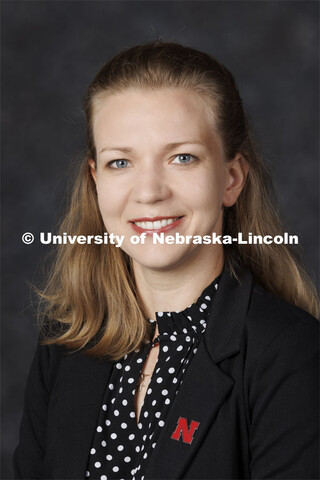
[86,277,219,479]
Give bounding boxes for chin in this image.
[127,244,200,272]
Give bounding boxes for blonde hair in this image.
[39,41,319,360]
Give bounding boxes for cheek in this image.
[189,176,224,211]
[95,181,122,219]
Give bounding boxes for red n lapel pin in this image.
[171,416,200,444]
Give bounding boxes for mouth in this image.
[129,216,184,234]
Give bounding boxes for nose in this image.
[132,164,171,204]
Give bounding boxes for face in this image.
[90,88,246,273]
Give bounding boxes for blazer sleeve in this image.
[13,341,61,479]
[248,314,319,479]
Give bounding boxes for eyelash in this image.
[105,153,197,169]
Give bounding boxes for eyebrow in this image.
[99,141,205,155]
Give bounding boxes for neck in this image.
[133,246,224,319]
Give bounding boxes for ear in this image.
[223,154,249,207]
[88,159,97,184]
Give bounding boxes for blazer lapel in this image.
[145,266,253,479]
[144,337,234,479]
[45,351,113,479]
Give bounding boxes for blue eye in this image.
[172,154,195,164]
[108,159,130,169]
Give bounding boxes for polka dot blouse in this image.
[86,276,220,480]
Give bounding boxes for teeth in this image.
[134,218,179,229]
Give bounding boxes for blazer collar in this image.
[206,265,253,363]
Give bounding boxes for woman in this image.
[14,42,319,479]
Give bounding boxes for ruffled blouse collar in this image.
[147,274,221,338]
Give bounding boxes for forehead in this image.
[92,88,218,148]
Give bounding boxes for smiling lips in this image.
[130,216,184,234]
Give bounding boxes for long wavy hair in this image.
[39,41,319,360]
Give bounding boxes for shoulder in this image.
[247,281,319,341]
[26,340,67,394]
[29,334,111,393]
[205,266,318,365]
[243,280,319,376]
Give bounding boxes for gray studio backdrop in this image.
[2,1,319,478]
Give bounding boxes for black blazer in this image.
[13,268,319,479]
